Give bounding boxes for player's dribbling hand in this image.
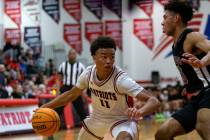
[125,108,143,121]
[33,106,47,112]
[33,108,40,112]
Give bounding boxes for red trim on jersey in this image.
[87,66,93,87]
[113,71,125,95]
[110,119,128,137]
[82,121,103,140]
[93,66,115,87]
[126,95,134,108]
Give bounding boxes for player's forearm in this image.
[41,89,80,109]
[41,92,70,109]
[138,96,160,117]
[201,51,210,67]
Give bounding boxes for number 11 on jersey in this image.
[99,99,110,108]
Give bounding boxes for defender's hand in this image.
[181,53,203,68]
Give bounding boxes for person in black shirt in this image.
[155,1,210,140]
[0,64,8,98]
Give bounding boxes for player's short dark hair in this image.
[90,36,116,56]
[164,1,193,25]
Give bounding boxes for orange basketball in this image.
[32,108,60,136]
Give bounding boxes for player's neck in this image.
[96,68,113,81]
[173,26,186,45]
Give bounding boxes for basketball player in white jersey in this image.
[39,36,160,140]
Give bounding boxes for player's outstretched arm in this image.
[126,89,160,120]
[41,86,83,109]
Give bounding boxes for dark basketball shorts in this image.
[172,87,210,132]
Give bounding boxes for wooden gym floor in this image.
[1,119,202,140]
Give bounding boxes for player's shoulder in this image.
[83,65,95,73]
[114,66,129,80]
[115,65,125,74]
[187,31,206,41]
[86,65,94,70]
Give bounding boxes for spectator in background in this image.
[12,42,21,61]
[159,88,171,118]
[0,50,3,64]
[0,86,9,98]
[26,49,37,76]
[0,64,5,87]
[18,47,28,75]
[3,41,21,62]
[0,64,8,98]
[47,68,61,95]
[168,85,184,113]
[49,59,55,76]
[35,71,45,85]
[3,40,13,53]
[35,56,45,72]
[44,59,55,77]
[11,82,24,98]
[22,81,35,98]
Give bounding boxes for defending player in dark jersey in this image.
[155,1,210,140]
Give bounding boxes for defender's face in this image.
[93,48,115,72]
[161,10,176,36]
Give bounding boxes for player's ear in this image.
[92,55,96,61]
[175,14,181,23]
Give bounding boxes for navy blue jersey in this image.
[172,29,210,93]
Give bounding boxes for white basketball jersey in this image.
[76,65,144,122]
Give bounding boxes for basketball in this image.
[32,108,60,136]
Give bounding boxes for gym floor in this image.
[1,119,202,140]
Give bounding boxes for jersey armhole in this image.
[113,71,125,95]
[87,66,94,88]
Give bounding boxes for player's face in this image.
[93,48,115,73]
[161,10,176,36]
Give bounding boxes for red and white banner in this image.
[64,24,82,54]
[85,22,103,43]
[105,20,122,50]
[157,0,168,6]
[63,0,81,22]
[4,0,21,27]
[23,0,41,25]
[0,105,37,133]
[4,28,21,45]
[134,19,154,50]
[136,0,153,17]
